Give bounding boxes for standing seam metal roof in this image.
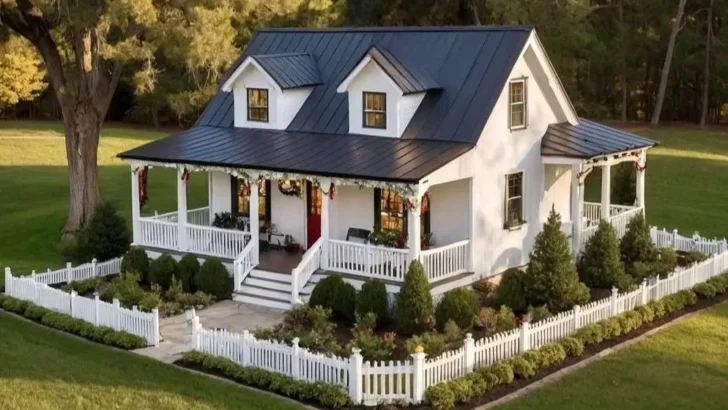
[541,119,658,158]
[251,53,323,89]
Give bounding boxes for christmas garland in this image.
[277,180,303,197]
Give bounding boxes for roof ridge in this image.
[253,52,312,58]
[257,25,534,34]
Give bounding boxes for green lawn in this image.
[496,301,728,410]
[0,311,301,410]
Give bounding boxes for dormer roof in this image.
[252,53,322,89]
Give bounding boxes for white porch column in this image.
[571,164,583,253]
[177,167,188,250]
[636,151,646,209]
[408,203,421,264]
[467,178,475,272]
[320,179,331,270]
[130,166,141,244]
[249,179,260,254]
[600,164,611,221]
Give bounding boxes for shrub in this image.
[255,305,340,354]
[178,351,349,408]
[662,294,682,314]
[574,323,603,345]
[347,312,396,361]
[475,368,500,389]
[473,307,498,334]
[708,276,728,294]
[652,248,678,278]
[426,383,456,410]
[121,247,150,283]
[356,279,390,327]
[558,337,584,357]
[617,311,643,333]
[406,332,447,357]
[334,282,357,324]
[648,299,667,318]
[489,362,514,385]
[443,320,462,345]
[676,250,708,267]
[495,305,516,332]
[139,292,162,312]
[2,297,29,314]
[522,349,544,368]
[449,378,475,403]
[435,288,478,330]
[79,202,131,262]
[103,331,147,349]
[539,343,566,366]
[23,304,50,321]
[578,220,632,291]
[636,305,655,323]
[677,289,698,306]
[177,254,200,293]
[600,317,622,340]
[524,208,589,312]
[107,271,146,308]
[196,259,233,300]
[464,372,489,396]
[472,279,495,306]
[527,305,551,323]
[693,282,717,298]
[509,355,536,379]
[149,254,178,289]
[309,275,344,311]
[620,213,658,281]
[394,260,434,335]
[494,268,528,313]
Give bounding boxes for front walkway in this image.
[134,300,285,363]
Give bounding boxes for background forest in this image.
[1,0,726,127]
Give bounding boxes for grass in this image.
[496,301,728,410]
[0,311,301,410]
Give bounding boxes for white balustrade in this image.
[420,240,470,282]
[186,224,251,259]
[233,240,258,292]
[326,239,409,282]
[187,206,211,226]
[291,237,324,303]
[583,202,602,222]
[138,217,179,250]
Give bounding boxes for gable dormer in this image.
[337,46,440,138]
[221,53,322,129]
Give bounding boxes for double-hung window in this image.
[363,92,386,128]
[247,88,269,122]
[505,172,525,229]
[509,79,527,129]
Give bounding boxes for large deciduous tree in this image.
[0,34,46,108]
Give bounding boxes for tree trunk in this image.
[62,105,101,238]
[651,0,688,125]
[700,0,714,128]
[619,0,628,122]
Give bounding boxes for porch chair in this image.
[345,227,371,244]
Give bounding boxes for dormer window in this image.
[509,78,527,129]
[363,92,387,129]
[247,88,269,122]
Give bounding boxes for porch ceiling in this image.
[118,126,473,183]
[541,118,658,159]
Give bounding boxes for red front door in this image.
[306,182,322,248]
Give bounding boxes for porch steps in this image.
[233,269,293,310]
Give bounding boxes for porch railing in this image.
[138,218,179,250]
[580,204,643,252]
[150,207,210,226]
[233,240,259,292]
[186,224,251,259]
[326,239,409,282]
[420,240,470,282]
[291,237,325,304]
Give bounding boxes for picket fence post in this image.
[572,305,581,331]
[92,258,98,277]
[672,229,678,248]
[70,290,77,317]
[242,330,251,366]
[152,308,160,347]
[411,349,426,404]
[610,287,619,315]
[93,292,100,326]
[689,265,696,287]
[190,314,201,350]
[519,320,530,353]
[112,298,121,330]
[31,272,38,303]
[640,280,648,306]
[66,262,73,284]
[4,268,11,295]
[291,337,301,379]
[463,333,475,373]
[348,348,363,405]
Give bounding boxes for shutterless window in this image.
[509,79,527,129]
[247,88,269,122]
[363,92,386,128]
[505,172,524,229]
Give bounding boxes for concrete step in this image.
[249,269,292,283]
[233,293,291,310]
[240,284,291,302]
[245,277,292,292]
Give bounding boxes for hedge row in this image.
[425,271,728,410]
[177,351,349,408]
[0,294,146,350]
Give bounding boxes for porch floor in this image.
[258,249,303,274]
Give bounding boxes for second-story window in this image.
[509,79,527,129]
[363,92,386,128]
[247,88,269,122]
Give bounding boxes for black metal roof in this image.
[118,126,474,183]
[197,26,533,143]
[541,119,658,158]
[364,46,441,95]
[251,53,322,89]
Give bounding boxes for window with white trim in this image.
[363,92,386,128]
[509,79,527,129]
[505,172,525,229]
[247,88,269,122]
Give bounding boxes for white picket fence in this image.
[650,227,728,255]
[189,249,728,405]
[31,257,123,286]
[4,269,159,346]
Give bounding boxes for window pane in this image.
[510,82,523,103]
[511,104,524,127]
[507,197,522,225]
[380,189,404,231]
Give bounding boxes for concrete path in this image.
[134,300,285,363]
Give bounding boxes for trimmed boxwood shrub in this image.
[636,305,655,323]
[495,305,517,332]
[494,268,527,313]
[177,254,200,293]
[426,383,456,410]
[24,304,50,321]
[309,275,343,310]
[405,332,447,357]
[509,355,536,378]
[693,282,717,298]
[708,276,728,294]
[334,282,357,324]
[356,279,390,327]
[394,260,434,335]
[435,288,478,330]
[149,254,178,289]
[523,349,544,368]
[121,247,150,283]
[648,299,667,318]
[539,343,566,366]
[600,317,622,340]
[574,323,603,345]
[196,258,233,300]
[489,362,514,385]
[178,351,350,408]
[616,311,643,333]
[558,337,584,357]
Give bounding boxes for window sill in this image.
[504,222,526,232]
[509,125,527,132]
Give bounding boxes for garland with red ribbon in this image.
[181,168,190,182]
[138,166,149,208]
[634,161,647,172]
[320,182,336,200]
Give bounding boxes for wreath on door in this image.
[278,179,303,197]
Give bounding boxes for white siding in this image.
[330,186,375,241]
[270,179,306,246]
[210,171,232,216]
[429,179,470,247]
[543,164,572,221]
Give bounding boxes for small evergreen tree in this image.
[394,260,433,335]
[121,247,150,283]
[177,254,201,292]
[81,202,130,262]
[611,162,636,206]
[619,212,658,280]
[196,259,233,300]
[356,279,390,328]
[149,254,178,290]
[494,268,528,313]
[524,207,589,312]
[578,220,632,291]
